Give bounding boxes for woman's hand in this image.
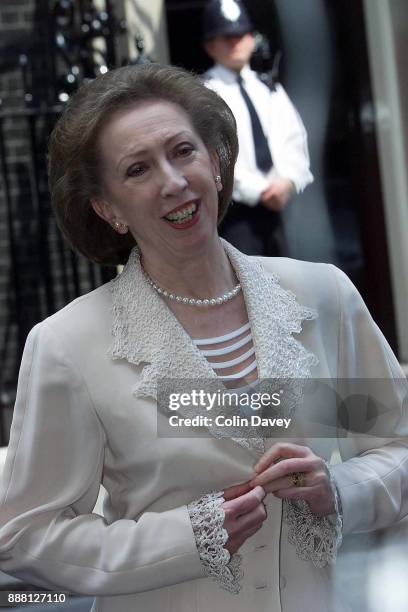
[221,483,267,555]
[249,442,335,516]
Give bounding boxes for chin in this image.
[180,227,218,256]
[229,60,246,72]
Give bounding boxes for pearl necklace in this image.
[142,269,241,306]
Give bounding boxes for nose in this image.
[226,35,242,46]
[159,161,188,199]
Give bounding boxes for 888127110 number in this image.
[0,591,67,606]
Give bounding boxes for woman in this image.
[0,63,406,612]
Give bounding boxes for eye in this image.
[126,163,146,178]
[175,143,195,158]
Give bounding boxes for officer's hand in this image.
[261,178,295,211]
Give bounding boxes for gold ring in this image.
[290,472,306,487]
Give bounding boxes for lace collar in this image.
[108,240,318,456]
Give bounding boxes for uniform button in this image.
[280,575,287,590]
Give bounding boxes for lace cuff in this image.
[283,461,343,568]
[187,491,243,594]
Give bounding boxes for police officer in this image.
[203,0,313,256]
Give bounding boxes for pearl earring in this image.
[113,221,128,234]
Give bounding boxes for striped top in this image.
[192,321,258,390]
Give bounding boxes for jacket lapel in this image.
[108,240,318,457]
[223,240,318,381]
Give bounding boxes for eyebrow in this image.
[117,130,195,170]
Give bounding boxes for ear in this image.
[247,33,256,53]
[204,40,216,60]
[209,149,221,175]
[91,198,116,226]
[209,150,222,191]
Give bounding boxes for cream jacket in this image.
[0,241,407,612]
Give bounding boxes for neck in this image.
[140,237,237,299]
[217,62,249,74]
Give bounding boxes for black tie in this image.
[237,74,273,173]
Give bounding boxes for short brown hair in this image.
[48,63,238,265]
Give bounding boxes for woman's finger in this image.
[223,486,265,518]
[253,442,310,473]
[260,474,308,494]
[272,486,310,500]
[223,481,253,501]
[233,501,267,535]
[225,525,262,554]
[250,456,319,487]
[272,484,335,516]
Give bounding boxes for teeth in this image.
[165,202,197,221]
[172,213,193,224]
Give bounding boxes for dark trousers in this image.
[219,201,287,257]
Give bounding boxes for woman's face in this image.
[91,100,222,263]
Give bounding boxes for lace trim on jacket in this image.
[108,240,318,458]
[187,491,243,594]
[283,461,343,567]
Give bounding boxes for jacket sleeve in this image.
[329,266,408,535]
[0,322,208,596]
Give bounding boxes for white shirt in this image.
[204,64,314,205]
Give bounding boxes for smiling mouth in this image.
[164,201,199,225]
